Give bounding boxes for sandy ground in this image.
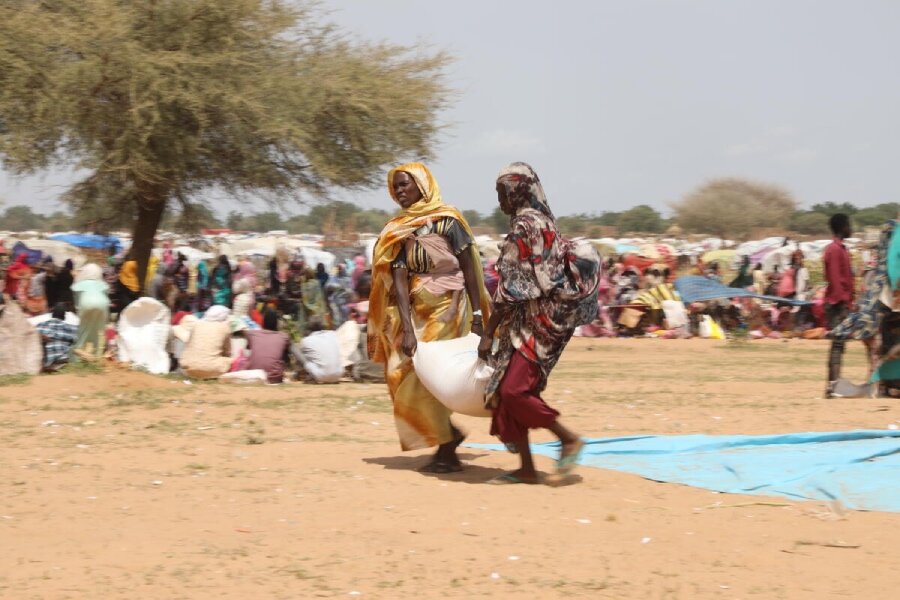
[1,338,898,599]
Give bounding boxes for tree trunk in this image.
[131,194,166,292]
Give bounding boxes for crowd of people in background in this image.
[575,229,867,341]
[0,210,879,386]
[0,238,377,381]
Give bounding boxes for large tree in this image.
[616,204,665,234]
[672,177,797,239]
[0,0,450,285]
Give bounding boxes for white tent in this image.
[151,246,215,265]
[7,239,88,267]
[218,236,336,269]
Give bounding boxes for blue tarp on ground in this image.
[467,430,900,512]
[48,233,122,252]
[674,275,810,305]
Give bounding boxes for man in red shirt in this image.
[824,213,854,395]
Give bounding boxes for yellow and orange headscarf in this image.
[368,162,490,362]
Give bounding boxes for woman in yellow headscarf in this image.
[369,163,490,472]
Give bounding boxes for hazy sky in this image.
[2,0,899,218]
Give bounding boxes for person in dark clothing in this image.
[315,262,329,288]
[268,258,281,296]
[171,253,190,293]
[824,213,856,396]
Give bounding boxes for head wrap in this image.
[78,263,104,281]
[496,162,554,219]
[203,305,231,322]
[232,278,251,295]
[238,259,256,277]
[368,162,490,363]
[385,162,448,217]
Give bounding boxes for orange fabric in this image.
[368,163,490,363]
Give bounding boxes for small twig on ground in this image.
[794,540,861,550]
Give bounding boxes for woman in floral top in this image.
[479,162,600,484]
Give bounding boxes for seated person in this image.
[36,303,78,372]
[180,305,232,379]
[245,309,290,384]
[291,319,342,384]
[171,295,194,325]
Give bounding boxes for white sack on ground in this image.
[336,320,362,368]
[661,300,687,329]
[0,302,42,376]
[413,333,493,418]
[117,297,172,374]
[219,370,268,384]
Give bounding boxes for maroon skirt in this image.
[490,350,560,444]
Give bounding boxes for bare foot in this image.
[543,472,583,487]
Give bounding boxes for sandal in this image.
[487,472,538,485]
[556,438,585,474]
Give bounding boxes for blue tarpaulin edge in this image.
[48,233,122,252]
[467,429,900,512]
[674,275,810,305]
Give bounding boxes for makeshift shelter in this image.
[674,276,809,305]
[218,236,336,270]
[10,239,87,268]
[151,246,215,264]
[637,243,676,261]
[633,283,680,310]
[700,249,738,268]
[0,301,42,376]
[10,241,45,265]
[622,252,676,274]
[49,233,123,253]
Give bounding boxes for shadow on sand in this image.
[363,453,584,486]
[363,452,507,484]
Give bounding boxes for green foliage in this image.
[0,0,452,277]
[672,177,797,239]
[0,373,31,386]
[853,203,899,228]
[226,211,244,231]
[461,209,483,227]
[160,203,222,233]
[787,202,897,236]
[789,211,830,235]
[251,212,286,233]
[61,360,104,376]
[282,200,391,234]
[596,211,623,226]
[616,204,665,233]
[810,202,858,217]
[488,207,509,234]
[554,208,662,237]
[0,205,43,231]
[556,214,593,236]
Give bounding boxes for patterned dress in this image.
[369,163,490,451]
[486,163,600,408]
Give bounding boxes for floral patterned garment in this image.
[485,163,600,407]
[830,219,896,341]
